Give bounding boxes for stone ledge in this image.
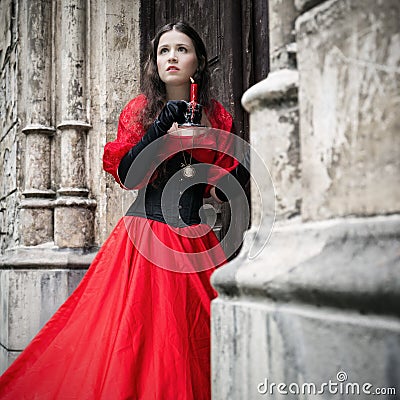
[295,0,326,13]
[22,125,55,135]
[0,245,98,269]
[53,196,97,208]
[212,214,400,316]
[241,69,298,113]
[57,120,92,131]
[57,187,90,197]
[22,189,56,199]
[20,198,55,209]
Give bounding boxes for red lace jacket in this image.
[103,94,238,195]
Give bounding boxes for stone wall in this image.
[211,0,400,398]
[0,0,141,372]
[0,0,19,256]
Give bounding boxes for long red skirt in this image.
[0,217,226,399]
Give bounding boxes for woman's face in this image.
[156,30,198,89]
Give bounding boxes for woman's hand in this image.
[156,100,188,133]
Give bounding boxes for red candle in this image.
[190,77,198,103]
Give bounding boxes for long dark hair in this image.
[141,21,212,129]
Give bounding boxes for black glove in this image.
[118,100,188,188]
[156,100,188,132]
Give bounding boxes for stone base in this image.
[0,345,19,376]
[54,203,96,248]
[0,246,96,373]
[19,206,54,246]
[211,215,400,399]
[212,299,400,399]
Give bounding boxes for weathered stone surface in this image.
[60,0,87,122]
[212,299,400,399]
[0,192,19,254]
[214,215,400,311]
[0,269,86,372]
[296,0,400,220]
[242,70,301,220]
[0,0,145,373]
[95,1,141,242]
[0,245,97,270]
[19,207,53,246]
[0,0,19,257]
[252,104,301,219]
[54,203,95,248]
[24,132,52,191]
[0,125,17,199]
[295,0,325,13]
[0,0,18,137]
[25,0,53,126]
[214,213,400,311]
[269,0,299,71]
[58,127,88,190]
[0,1,12,69]
[213,2,400,391]
[0,346,19,376]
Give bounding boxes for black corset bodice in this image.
[125,152,208,227]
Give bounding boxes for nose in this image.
[168,50,177,62]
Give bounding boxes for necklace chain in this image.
[177,129,196,178]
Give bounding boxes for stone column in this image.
[242,0,301,221]
[0,0,89,372]
[54,0,96,248]
[19,0,55,246]
[211,1,400,398]
[297,0,400,221]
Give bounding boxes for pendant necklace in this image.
[178,132,196,178]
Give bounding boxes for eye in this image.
[178,46,187,53]
[159,47,169,55]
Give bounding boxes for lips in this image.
[167,66,180,71]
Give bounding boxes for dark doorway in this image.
[140,0,269,257]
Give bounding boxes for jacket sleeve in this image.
[102,95,150,189]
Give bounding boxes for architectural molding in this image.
[21,125,55,135]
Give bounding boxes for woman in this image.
[0,22,238,399]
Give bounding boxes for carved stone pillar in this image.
[54,0,96,248]
[242,0,301,221]
[19,0,55,246]
[211,1,400,398]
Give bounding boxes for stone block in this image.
[212,299,400,399]
[0,345,19,375]
[54,204,95,248]
[0,269,86,351]
[296,0,400,220]
[19,206,53,246]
